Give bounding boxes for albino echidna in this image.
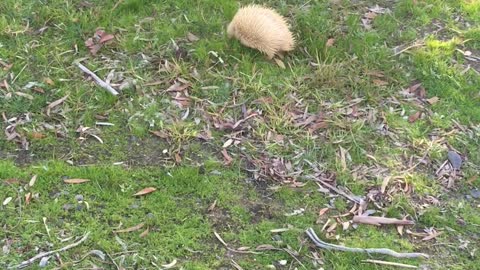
[227,5,295,59]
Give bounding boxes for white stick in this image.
[9,232,91,269]
[76,62,119,96]
[306,228,429,259]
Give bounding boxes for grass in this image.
[1,0,480,269]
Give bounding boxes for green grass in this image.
[1,0,480,269]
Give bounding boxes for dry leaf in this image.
[31,132,46,139]
[380,176,391,193]
[174,153,182,164]
[353,215,415,226]
[3,197,12,206]
[318,208,329,216]
[372,79,388,86]
[274,58,286,69]
[29,175,37,187]
[25,192,32,205]
[256,244,276,251]
[422,231,442,241]
[364,12,377,19]
[47,95,69,116]
[161,259,177,269]
[221,149,233,166]
[326,38,335,47]
[208,200,217,212]
[139,228,149,238]
[113,222,145,233]
[270,228,290,233]
[64,178,90,184]
[15,92,34,100]
[133,187,157,196]
[187,32,200,42]
[426,96,439,105]
[43,77,55,86]
[397,224,404,236]
[408,111,422,123]
[222,139,233,148]
[342,221,350,230]
[326,222,337,233]
[99,34,115,44]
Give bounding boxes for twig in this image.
[392,42,425,57]
[362,259,418,269]
[213,231,261,255]
[9,232,91,269]
[313,179,362,204]
[76,62,119,96]
[306,228,429,259]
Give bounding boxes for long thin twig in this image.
[9,232,91,269]
[362,259,418,269]
[76,62,119,96]
[306,228,429,259]
[313,178,362,204]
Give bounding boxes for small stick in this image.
[392,42,425,57]
[9,232,91,269]
[362,259,418,269]
[306,228,429,259]
[213,231,260,255]
[76,62,119,96]
[313,179,362,204]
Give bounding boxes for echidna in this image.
[227,5,295,59]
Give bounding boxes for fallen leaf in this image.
[221,149,233,166]
[161,259,177,269]
[380,176,391,193]
[133,187,157,196]
[426,96,439,105]
[353,215,415,226]
[364,12,377,19]
[326,222,337,233]
[25,193,32,205]
[31,132,46,139]
[46,95,69,116]
[408,111,422,123]
[208,200,217,212]
[174,153,182,164]
[15,92,34,100]
[99,34,115,44]
[274,58,286,69]
[139,228,149,238]
[3,197,12,206]
[43,77,55,86]
[342,221,350,230]
[222,139,234,148]
[29,175,37,187]
[372,79,388,86]
[113,222,145,233]
[422,231,442,241]
[187,32,200,42]
[326,38,335,47]
[256,244,276,251]
[64,178,90,184]
[318,208,329,216]
[270,228,290,233]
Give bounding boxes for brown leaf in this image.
[408,82,422,93]
[422,230,442,241]
[113,222,145,233]
[221,149,233,166]
[31,132,46,139]
[426,96,439,105]
[380,176,391,193]
[364,12,377,19]
[187,32,200,42]
[46,95,69,116]
[326,38,335,47]
[99,34,115,44]
[139,228,149,238]
[255,244,276,251]
[0,79,9,89]
[25,192,32,205]
[352,215,415,226]
[64,178,90,184]
[326,222,337,233]
[133,187,157,196]
[151,130,169,139]
[408,111,422,123]
[174,153,182,164]
[372,79,388,86]
[15,92,34,100]
[208,200,217,212]
[318,208,329,216]
[43,77,55,86]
